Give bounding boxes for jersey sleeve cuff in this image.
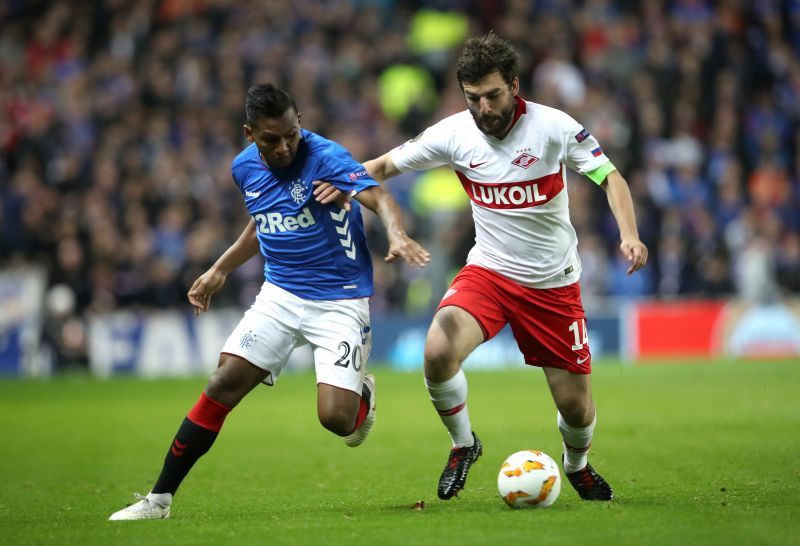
[585,161,616,185]
[388,148,409,173]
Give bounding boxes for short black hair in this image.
[456,31,519,88]
[245,84,299,126]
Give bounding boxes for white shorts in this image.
[220,281,372,393]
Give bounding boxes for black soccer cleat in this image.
[437,432,483,500]
[563,457,614,500]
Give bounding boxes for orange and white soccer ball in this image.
[497,450,561,508]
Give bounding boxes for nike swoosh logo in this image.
[576,355,589,365]
[469,160,487,168]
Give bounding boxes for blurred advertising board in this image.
[0,268,46,376]
[84,300,799,377]
[628,300,800,360]
[87,309,621,376]
[88,309,313,378]
[723,301,800,358]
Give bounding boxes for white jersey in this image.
[390,97,612,288]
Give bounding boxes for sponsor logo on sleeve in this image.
[575,128,591,142]
[348,169,368,181]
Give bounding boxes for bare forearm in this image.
[357,186,406,236]
[373,193,406,239]
[353,185,430,267]
[363,152,401,182]
[603,171,639,240]
[212,218,260,275]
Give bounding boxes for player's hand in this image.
[385,234,431,267]
[313,181,352,212]
[620,237,648,275]
[187,268,227,316]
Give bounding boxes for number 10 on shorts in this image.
[569,319,589,350]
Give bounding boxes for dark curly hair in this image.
[245,84,299,126]
[456,31,519,88]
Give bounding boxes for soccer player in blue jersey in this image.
[109,84,430,520]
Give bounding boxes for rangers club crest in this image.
[290,179,307,204]
[239,330,257,349]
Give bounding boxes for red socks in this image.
[187,392,231,432]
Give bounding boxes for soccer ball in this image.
[497,450,561,509]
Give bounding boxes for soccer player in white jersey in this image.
[361,32,648,501]
[109,84,430,520]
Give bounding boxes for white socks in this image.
[146,491,173,507]
[558,411,596,473]
[425,369,474,447]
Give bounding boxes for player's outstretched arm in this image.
[187,218,260,315]
[353,186,430,267]
[362,152,402,182]
[600,170,648,275]
[315,153,401,206]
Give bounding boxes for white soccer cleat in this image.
[344,373,376,447]
[108,492,172,521]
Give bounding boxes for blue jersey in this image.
[231,129,378,300]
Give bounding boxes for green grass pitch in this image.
[1,359,799,546]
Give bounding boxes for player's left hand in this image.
[313,181,351,211]
[620,237,648,275]
[386,234,431,267]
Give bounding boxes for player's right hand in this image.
[313,181,352,211]
[386,234,431,267]
[620,237,648,275]
[187,268,227,316]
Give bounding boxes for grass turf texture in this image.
[1,359,798,546]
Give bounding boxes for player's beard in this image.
[471,101,516,138]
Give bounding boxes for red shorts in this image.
[437,265,592,373]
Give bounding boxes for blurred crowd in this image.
[2,0,800,368]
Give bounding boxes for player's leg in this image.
[543,368,612,500]
[425,266,510,499]
[425,305,486,499]
[110,281,301,520]
[108,354,266,520]
[508,280,612,500]
[149,354,267,495]
[542,366,596,469]
[303,296,375,447]
[316,383,364,435]
[424,306,485,444]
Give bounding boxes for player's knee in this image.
[205,370,236,401]
[423,335,456,368]
[205,357,251,403]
